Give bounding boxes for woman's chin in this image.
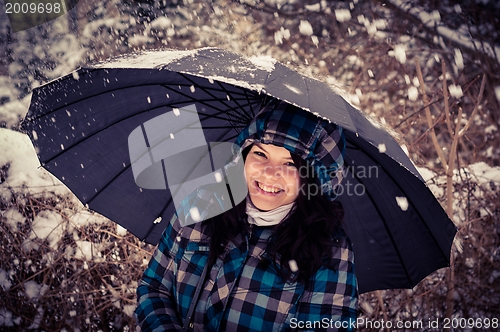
[249,195,280,211]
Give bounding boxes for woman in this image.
[135,99,358,331]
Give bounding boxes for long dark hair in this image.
[202,148,344,284]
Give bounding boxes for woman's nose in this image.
[263,164,282,178]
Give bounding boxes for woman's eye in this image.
[285,162,296,168]
[254,151,266,158]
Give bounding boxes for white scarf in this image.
[246,196,295,226]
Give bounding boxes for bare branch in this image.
[415,58,448,170]
[441,60,454,137]
[458,74,487,137]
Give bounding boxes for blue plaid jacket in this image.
[135,206,358,331]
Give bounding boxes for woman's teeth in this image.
[257,182,283,193]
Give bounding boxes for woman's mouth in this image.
[255,181,284,195]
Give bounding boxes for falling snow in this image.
[214,171,223,183]
[288,259,299,272]
[189,207,201,222]
[408,86,419,101]
[335,9,352,22]
[392,44,407,64]
[449,84,463,98]
[395,196,409,211]
[299,20,314,36]
[454,48,464,70]
[274,27,291,45]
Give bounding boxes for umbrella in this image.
[21,47,456,293]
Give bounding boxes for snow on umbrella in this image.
[21,47,456,293]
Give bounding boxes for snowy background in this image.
[1,0,499,330]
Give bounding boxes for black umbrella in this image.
[21,47,456,293]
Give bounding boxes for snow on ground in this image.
[0,128,71,199]
[0,76,31,129]
[22,210,65,251]
[417,162,500,226]
[0,127,136,327]
[0,127,115,253]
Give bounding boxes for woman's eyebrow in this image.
[254,142,267,153]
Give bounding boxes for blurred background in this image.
[0,0,499,330]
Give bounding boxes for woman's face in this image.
[244,143,300,211]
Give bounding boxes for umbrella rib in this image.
[43,98,247,182]
[38,95,239,168]
[77,109,206,205]
[166,78,247,113]
[85,161,131,205]
[163,86,254,127]
[37,104,177,166]
[25,71,255,122]
[243,89,257,118]
[37,91,257,167]
[120,113,240,177]
[165,99,250,125]
[81,109,237,206]
[177,72,256,123]
[140,127,238,242]
[86,136,214,213]
[214,80,255,123]
[160,84,252,125]
[243,89,268,119]
[216,81,258,134]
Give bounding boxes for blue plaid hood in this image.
[234,99,346,200]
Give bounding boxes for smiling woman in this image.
[135,98,358,331]
[244,142,300,211]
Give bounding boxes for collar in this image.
[246,196,295,227]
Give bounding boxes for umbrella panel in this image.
[25,68,262,241]
[339,134,454,292]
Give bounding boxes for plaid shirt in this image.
[135,193,358,332]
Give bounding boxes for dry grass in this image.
[0,191,155,331]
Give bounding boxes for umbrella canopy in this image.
[21,47,456,293]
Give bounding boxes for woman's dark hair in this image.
[203,147,344,284]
